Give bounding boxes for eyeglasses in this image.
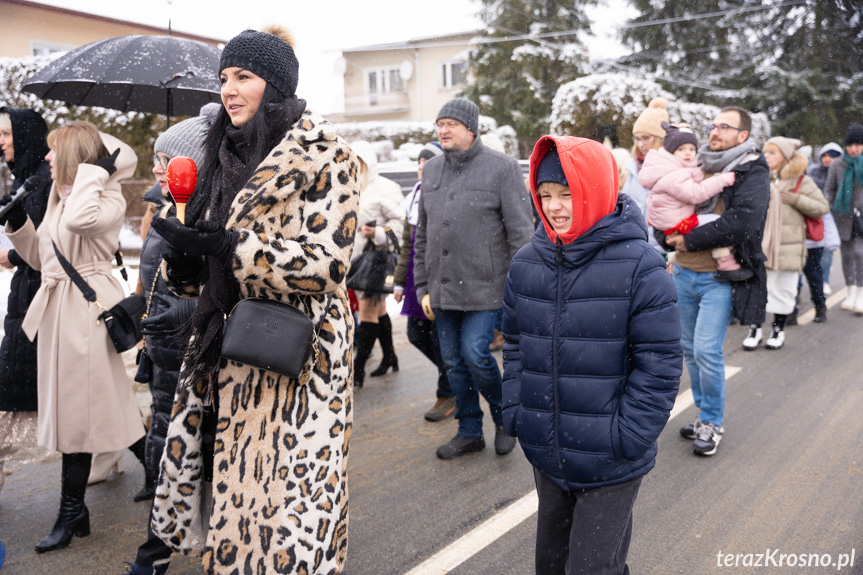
[435,120,462,130]
[707,124,743,133]
[152,154,171,170]
[633,135,654,144]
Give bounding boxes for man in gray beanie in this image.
[414,97,533,460]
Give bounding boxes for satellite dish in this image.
[334,56,347,76]
[399,59,414,81]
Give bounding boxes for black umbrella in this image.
[22,34,221,122]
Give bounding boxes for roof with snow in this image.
[342,31,479,53]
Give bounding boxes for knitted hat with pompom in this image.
[632,97,670,140]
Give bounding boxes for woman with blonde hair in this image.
[744,137,829,350]
[622,97,668,220]
[0,120,146,552]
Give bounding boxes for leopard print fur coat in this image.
[151,110,360,575]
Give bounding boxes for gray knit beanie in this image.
[436,98,479,135]
[220,29,299,98]
[154,103,220,168]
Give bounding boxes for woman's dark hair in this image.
[185,83,306,224]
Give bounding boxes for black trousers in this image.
[134,506,172,567]
[534,468,642,575]
[406,316,452,398]
[802,247,826,308]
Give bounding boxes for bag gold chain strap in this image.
[143,262,161,321]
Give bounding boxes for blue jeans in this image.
[434,309,503,438]
[672,264,732,426]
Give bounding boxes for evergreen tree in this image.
[464,0,595,156]
[620,0,863,144]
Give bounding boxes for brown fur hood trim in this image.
[778,151,809,181]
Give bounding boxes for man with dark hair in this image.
[414,97,534,460]
[660,106,770,456]
[721,105,753,133]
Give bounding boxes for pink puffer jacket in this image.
[639,148,734,231]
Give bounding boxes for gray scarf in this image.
[698,139,761,174]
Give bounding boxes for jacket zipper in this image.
[553,238,563,474]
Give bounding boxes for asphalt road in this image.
[1,286,863,575]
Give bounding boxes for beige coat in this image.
[6,133,145,454]
[764,152,830,272]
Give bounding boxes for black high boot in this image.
[370,313,399,377]
[35,453,91,553]
[353,321,379,388]
[128,436,155,502]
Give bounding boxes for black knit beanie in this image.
[662,121,699,155]
[220,29,299,98]
[536,147,567,186]
[845,124,863,147]
[436,98,479,135]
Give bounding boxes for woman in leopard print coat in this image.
[149,27,360,575]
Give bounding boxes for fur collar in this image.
[777,151,809,181]
[285,109,337,146]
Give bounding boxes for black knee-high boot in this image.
[353,322,379,388]
[129,435,156,502]
[35,453,92,553]
[370,313,399,377]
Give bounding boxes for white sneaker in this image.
[765,328,785,349]
[840,285,858,311]
[742,326,762,350]
[823,282,832,297]
[855,287,863,314]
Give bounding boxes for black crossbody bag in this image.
[53,241,145,353]
[221,294,333,382]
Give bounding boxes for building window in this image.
[440,61,467,89]
[30,39,76,56]
[367,67,404,107]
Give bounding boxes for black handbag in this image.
[345,227,400,293]
[52,241,145,353]
[134,268,161,383]
[221,295,333,381]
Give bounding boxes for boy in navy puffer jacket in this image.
[501,136,682,575]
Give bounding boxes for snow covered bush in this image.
[550,73,770,149]
[334,115,520,159]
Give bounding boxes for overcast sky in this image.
[29,0,631,114]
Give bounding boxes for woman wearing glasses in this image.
[0,121,147,553]
[622,97,669,224]
[149,26,360,574]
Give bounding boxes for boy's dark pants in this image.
[534,468,641,575]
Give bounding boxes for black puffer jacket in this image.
[0,107,52,412]
[139,184,197,472]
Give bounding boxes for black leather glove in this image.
[162,244,203,287]
[151,216,236,261]
[0,193,28,231]
[92,148,120,176]
[141,295,182,337]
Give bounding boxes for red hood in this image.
[529,136,619,244]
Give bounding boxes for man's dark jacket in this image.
[413,137,534,311]
[657,153,770,326]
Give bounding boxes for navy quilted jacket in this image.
[501,193,682,491]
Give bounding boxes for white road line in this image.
[403,366,743,574]
[403,491,540,575]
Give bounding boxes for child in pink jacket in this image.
[639,122,739,271]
